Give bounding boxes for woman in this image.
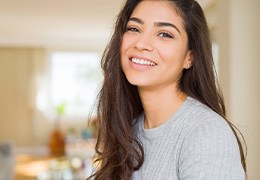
[88,0,246,179]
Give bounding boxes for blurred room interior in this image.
[0,0,259,179]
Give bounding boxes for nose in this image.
[134,33,154,52]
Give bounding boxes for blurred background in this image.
[0,0,259,179]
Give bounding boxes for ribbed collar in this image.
[137,96,193,141]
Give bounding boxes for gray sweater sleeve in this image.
[178,119,245,180]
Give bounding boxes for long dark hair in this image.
[88,0,246,179]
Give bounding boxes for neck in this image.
[138,84,187,129]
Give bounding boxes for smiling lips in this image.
[130,57,157,66]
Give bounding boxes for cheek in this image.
[121,35,129,53]
[157,43,187,64]
[120,36,130,69]
[121,34,136,54]
[157,45,177,63]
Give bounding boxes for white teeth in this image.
[131,58,156,66]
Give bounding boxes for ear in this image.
[183,50,193,69]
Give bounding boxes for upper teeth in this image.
[131,58,156,66]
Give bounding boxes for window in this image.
[50,52,102,118]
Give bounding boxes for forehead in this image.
[130,1,185,28]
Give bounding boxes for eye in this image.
[158,32,174,39]
[126,26,140,33]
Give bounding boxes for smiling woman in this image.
[87,0,246,179]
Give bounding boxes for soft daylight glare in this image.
[50,52,102,117]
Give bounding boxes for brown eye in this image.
[158,32,174,39]
[127,27,140,33]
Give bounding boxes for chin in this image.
[125,75,147,87]
[126,77,157,89]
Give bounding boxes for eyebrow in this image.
[128,17,181,35]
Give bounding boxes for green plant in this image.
[56,102,66,117]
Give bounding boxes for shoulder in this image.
[182,97,239,157]
[177,97,245,179]
[183,97,232,135]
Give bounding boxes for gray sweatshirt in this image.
[132,97,245,180]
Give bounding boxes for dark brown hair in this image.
[87,0,246,179]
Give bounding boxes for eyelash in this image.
[126,27,140,33]
[158,32,174,39]
[126,26,174,39]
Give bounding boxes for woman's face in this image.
[120,0,192,91]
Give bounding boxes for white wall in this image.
[216,0,260,179]
[0,48,44,146]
